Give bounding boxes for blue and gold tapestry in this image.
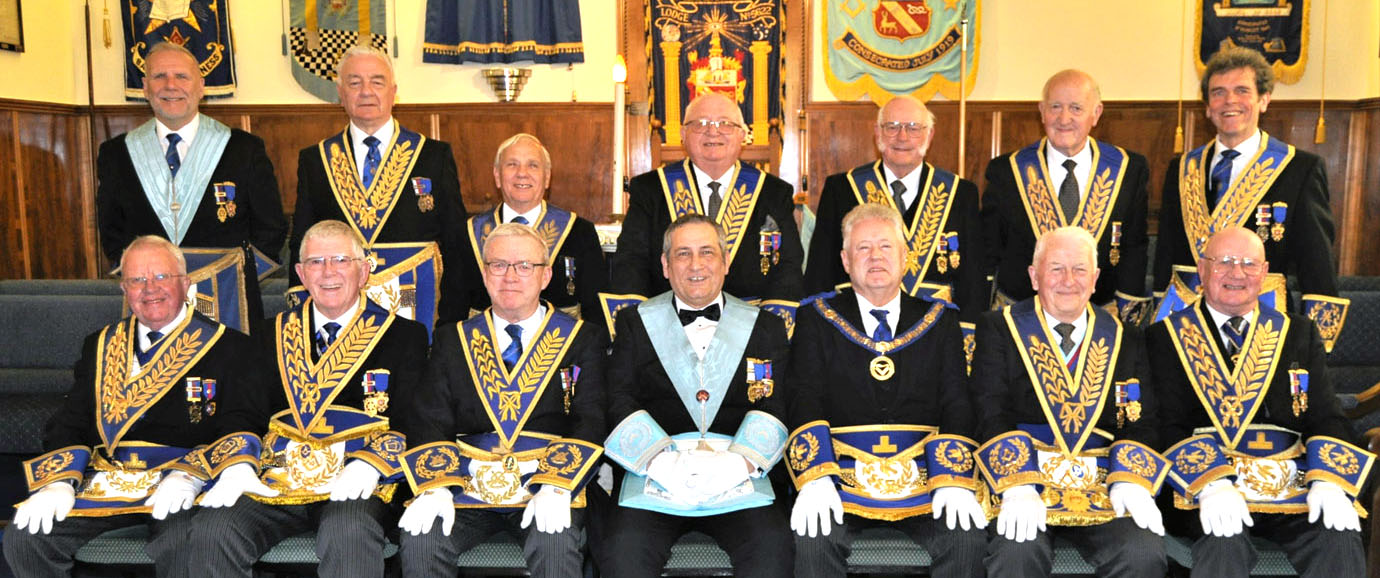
[121,0,236,100]
[648,0,783,146]
[1196,0,1309,84]
[822,0,979,103]
[423,0,584,64]
[288,0,388,103]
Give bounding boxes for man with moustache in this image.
[5,236,262,578]
[290,46,467,335]
[395,223,605,577]
[805,96,985,322]
[1148,226,1371,577]
[1154,47,1346,348]
[612,93,803,304]
[97,42,286,330]
[788,204,987,578]
[981,70,1151,324]
[185,220,428,578]
[447,133,607,327]
[972,226,1168,577]
[599,215,793,577]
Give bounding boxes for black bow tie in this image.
[678,304,721,326]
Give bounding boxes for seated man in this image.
[395,222,606,576]
[598,214,793,577]
[972,226,1168,578]
[788,204,987,578]
[185,220,428,578]
[5,236,262,578]
[1148,226,1373,577]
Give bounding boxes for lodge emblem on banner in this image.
[649,0,783,147]
[1196,0,1309,84]
[823,0,980,103]
[288,0,388,103]
[121,0,237,100]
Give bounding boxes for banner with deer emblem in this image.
[822,0,980,102]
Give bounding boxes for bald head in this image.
[874,96,936,176]
[1198,226,1269,316]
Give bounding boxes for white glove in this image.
[200,463,280,508]
[790,477,844,537]
[932,486,987,531]
[146,470,205,520]
[399,488,456,537]
[1197,478,1253,538]
[521,485,572,534]
[13,482,76,535]
[327,460,382,501]
[688,452,753,499]
[1307,480,1361,532]
[995,485,1046,542]
[645,451,695,499]
[1109,482,1164,536]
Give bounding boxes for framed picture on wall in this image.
[0,0,22,53]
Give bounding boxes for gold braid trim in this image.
[1079,167,1114,235]
[903,180,949,281]
[814,298,945,355]
[1023,164,1062,233]
[102,329,204,424]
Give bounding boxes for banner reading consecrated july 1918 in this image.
[822,0,979,104]
[122,0,237,100]
[1196,0,1309,84]
[648,0,783,147]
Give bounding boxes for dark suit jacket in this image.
[606,300,790,440]
[805,164,986,321]
[980,146,1150,305]
[1146,302,1354,447]
[46,313,265,452]
[218,302,429,438]
[96,129,287,264]
[969,300,1159,449]
[788,289,974,438]
[444,206,609,328]
[288,131,468,316]
[403,311,607,447]
[1153,146,1337,298]
[612,165,804,302]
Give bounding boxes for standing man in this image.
[972,226,1168,578]
[97,42,286,330]
[788,204,987,578]
[448,133,607,327]
[186,220,428,578]
[5,236,262,577]
[612,93,803,304]
[599,215,793,577]
[981,70,1151,324]
[805,96,985,322]
[396,223,606,577]
[1149,226,1372,578]
[290,45,467,335]
[1155,47,1346,348]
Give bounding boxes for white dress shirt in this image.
[881,164,922,212]
[675,294,725,360]
[1045,140,1094,201]
[1204,303,1256,342]
[349,118,396,179]
[155,115,199,160]
[856,291,902,339]
[502,202,543,226]
[693,164,737,216]
[313,299,362,338]
[493,305,547,355]
[1211,130,1262,194]
[1042,308,1089,363]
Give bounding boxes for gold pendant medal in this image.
[869,355,895,381]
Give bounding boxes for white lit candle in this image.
[612,55,628,215]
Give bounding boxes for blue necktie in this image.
[165,134,182,178]
[869,309,892,342]
[316,322,341,356]
[1210,149,1240,210]
[361,136,382,189]
[502,324,523,370]
[137,330,165,366]
[511,216,529,225]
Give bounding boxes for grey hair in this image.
[841,203,905,249]
[493,133,552,171]
[482,222,551,261]
[299,220,367,259]
[662,214,728,257]
[1032,225,1098,268]
[121,236,188,276]
[336,45,394,85]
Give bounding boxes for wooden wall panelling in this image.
[1353,101,1380,276]
[240,108,347,218]
[0,111,24,279]
[431,103,614,222]
[16,110,90,278]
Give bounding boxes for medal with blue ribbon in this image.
[363,369,391,417]
[1115,378,1141,428]
[559,365,580,414]
[946,232,960,269]
[412,177,434,212]
[1289,363,1308,417]
[213,182,236,222]
[1271,202,1287,241]
[186,377,206,423]
[746,357,774,403]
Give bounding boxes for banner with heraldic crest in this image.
[822,0,980,102]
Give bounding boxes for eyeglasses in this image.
[1207,255,1263,275]
[879,122,930,137]
[302,255,363,271]
[485,260,547,277]
[685,119,743,135]
[121,273,185,288]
